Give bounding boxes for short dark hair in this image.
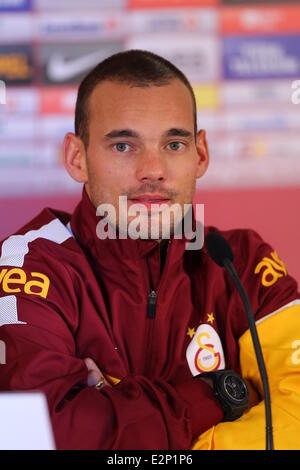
[75,49,197,148]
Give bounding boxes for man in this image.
[0,50,299,450]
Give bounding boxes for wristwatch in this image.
[196,369,249,422]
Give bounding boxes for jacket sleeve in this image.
[192,230,300,450]
[0,248,223,450]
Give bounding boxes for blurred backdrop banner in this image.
[0,0,300,281]
[1,0,300,196]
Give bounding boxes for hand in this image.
[83,357,111,388]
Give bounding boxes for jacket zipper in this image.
[144,290,157,376]
[143,241,172,375]
[147,290,157,319]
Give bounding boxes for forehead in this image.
[88,79,195,135]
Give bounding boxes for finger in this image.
[84,357,99,372]
[87,369,103,387]
[84,358,112,387]
[84,358,102,386]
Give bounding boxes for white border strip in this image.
[66,221,75,239]
[0,219,71,268]
[256,299,300,326]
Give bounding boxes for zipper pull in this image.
[147,290,157,318]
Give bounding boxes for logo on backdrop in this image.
[42,42,122,84]
[0,45,33,84]
[0,0,31,11]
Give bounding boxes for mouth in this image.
[128,195,171,211]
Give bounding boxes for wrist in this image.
[175,377,224,437]
[195,369,249,422]
[196,376,213,388]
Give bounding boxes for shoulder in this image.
[205,225,265,248]
[204,224,291,288]
[205,225,299,322]
[0,208,83,304]
[0,208,84,329]
[204,226,273,272]
[0,207,80,268]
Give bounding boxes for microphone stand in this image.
[223,257,274,450]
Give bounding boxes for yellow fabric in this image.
[192,304,300,450]
[104,373,120,386]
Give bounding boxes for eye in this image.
[113,143,131,153]
[167,141,185,151]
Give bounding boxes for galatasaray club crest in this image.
[186,324,225,376]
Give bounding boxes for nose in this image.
[135,150,167,183]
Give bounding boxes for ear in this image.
[63,132,88,183]
[195,129,210,179]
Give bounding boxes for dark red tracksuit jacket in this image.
[0,188,298,449]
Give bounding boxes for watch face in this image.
[224,375,248,402]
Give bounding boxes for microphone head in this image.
[205,231,234,267]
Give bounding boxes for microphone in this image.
[205,231,274,451]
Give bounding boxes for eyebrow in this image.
[104,128,193,140]
[104,129,139,140]
[164,128,193,139]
